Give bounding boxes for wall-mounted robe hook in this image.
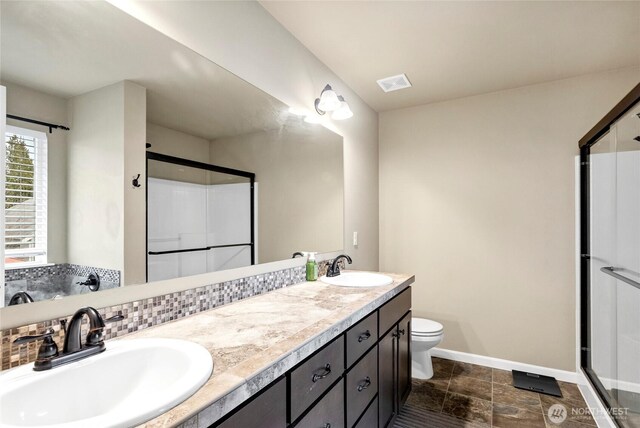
[132,174,141,188]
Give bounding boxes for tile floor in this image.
[396,357,596,428]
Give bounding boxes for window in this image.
[4,125,47,266]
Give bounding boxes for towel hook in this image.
[132,174,141,188]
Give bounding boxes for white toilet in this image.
[411,318,444,380]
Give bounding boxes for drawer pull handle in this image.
[358,330,371,342]
[357,376,371,392]
[312,364,332,382]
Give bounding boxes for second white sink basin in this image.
[320,272,393,287]
[0,338,213,428]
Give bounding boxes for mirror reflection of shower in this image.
[146,153,256,282]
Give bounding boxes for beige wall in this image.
[380,68,640,371]
[146,122,211,185]
[110,0,379,271]
[122,82,147,285]
[147,122,210,162]
[210,125,343,263]
[2,82,68,263]
[67,81,146,284]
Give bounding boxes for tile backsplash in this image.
[5,264,68,282]
[4,263,121,305]
[2,267,301,370]
[1,258,345,371]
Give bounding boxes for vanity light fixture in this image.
[331,95,353,120]
[314,84,353,120]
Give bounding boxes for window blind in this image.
[5,127,47,265]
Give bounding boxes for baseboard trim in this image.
[430,347,578,383]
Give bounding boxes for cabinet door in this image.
[290,337,345,421]
[355,397,378,428]
[397,312,412,406]
[346,347,378,427]
[216,377,286,428]
[346,311,378,369]
[379,288,411,338]
[295,379,344,428]
[378,328,396,428]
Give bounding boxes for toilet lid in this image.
[412,318,443,335]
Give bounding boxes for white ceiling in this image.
[0,1,288,140]
[261,1,640,112]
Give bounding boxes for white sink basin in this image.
[0,338,213,428]
[320,272,393,287]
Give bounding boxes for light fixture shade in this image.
[331,97,353,120]
[317,86,341,112]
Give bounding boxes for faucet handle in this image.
[14,328,55,345]
[85,313,124,346]
[104,314,124,323]
[14,328,59,360]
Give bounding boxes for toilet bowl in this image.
[411,318,444,380]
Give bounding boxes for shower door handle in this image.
[600,267,640,291]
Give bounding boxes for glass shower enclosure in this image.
[580,84,640,428]
[146,152,255,282]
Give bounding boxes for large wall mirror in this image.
[0,1,344,309]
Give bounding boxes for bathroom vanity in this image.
[124,272,414,428]
[215,286,411,428]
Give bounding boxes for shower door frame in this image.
[145,151,256,281]
[579,82,640,427]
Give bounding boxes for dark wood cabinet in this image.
[397,312,411,405]
[377,289,412,428]
[216,377,286,428]
[214,287,412,428]
[355,397,378,428]
[346,311,378,368]
[290,336,345,421]
[378,327,396,428]
[346,347,378,427]
[296,379,344,428]
[379,289,411,338]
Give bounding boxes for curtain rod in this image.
[7,114,70,133]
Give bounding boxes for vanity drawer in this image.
[354,396,378,428]
[379,287,411,337]
[290,337,345,421]
[345,311,377,368]
[295,379,345,428]
[345,346,378,428]
[217,377,286,428]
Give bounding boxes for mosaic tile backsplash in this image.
[4,263,120,305]
[1,258,344,371]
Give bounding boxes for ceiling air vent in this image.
[376,73,412,93]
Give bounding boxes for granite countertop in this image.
[123,271,414,428]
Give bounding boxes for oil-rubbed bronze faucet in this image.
[8,291,34,305]
[63,307,108,353]
[326,254,353,277]
[13,307,124,371]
